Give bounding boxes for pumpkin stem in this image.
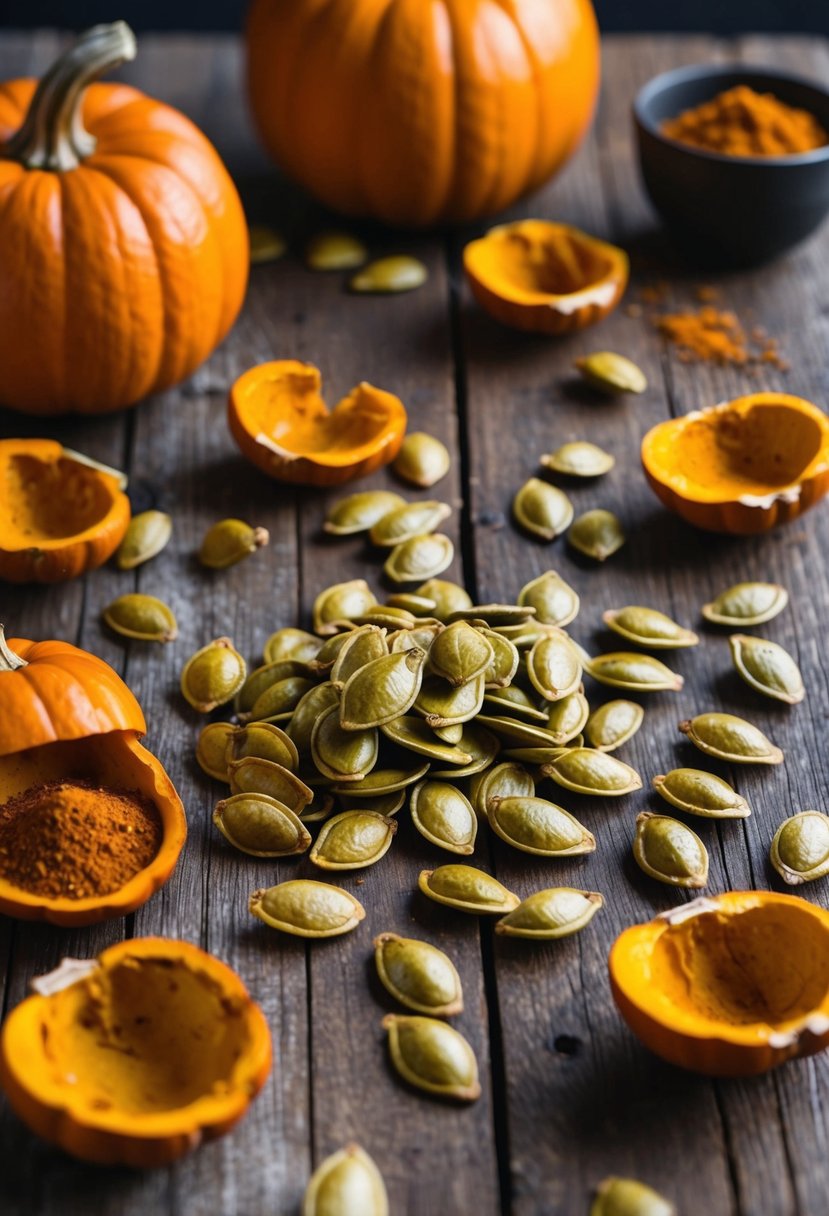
[0,626,27,671]
[2,22,137,172]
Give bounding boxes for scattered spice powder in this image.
[662,85,828,157]
[655,305,788,369]
[0,780,162,900]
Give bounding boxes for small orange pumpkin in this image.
[641,393,829,534]
[464,221,629,334]
[0,439,131,583]
[246,0,600,228]
[0,937,272,1166]
[0,23,248,415]
[228,359,407,486]
[609,891,829,1077]
[0,629,186,925]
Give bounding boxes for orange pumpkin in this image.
[246,0,600,227]
[0,937,272,1166]
[0,23,248,415]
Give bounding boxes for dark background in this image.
[0,0,827,33]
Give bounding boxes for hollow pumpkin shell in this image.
[0,937,272,1166]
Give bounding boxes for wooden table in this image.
[2,28,829,1216]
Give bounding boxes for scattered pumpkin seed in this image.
[496,888,604,940]
[729,634,805,705]
[383,533,454,583]
[679,712,783,764]
[591,1176,676,1216]
[330,625,389,688]
[540,747,642,796]
[428,621,493,687]
[585,700,644,752]
[480,628,520,687]
[374,933,463,1017]
[228,756,313,813]
[433,722,464,744]
[488,795,595,857]
[385,592,438,614]
[417,578,473,621]
[476,714,561,749]
[418,864,519,914]
[245,675,315,722]
[198,518,269,569]
[381,716,473,765]
[302,1143,388,1216]
[652,768,750,819]
[248,224,286,264]
[213,793,311,857]
[770,811,829,885]
[339,789,406,817]
[300,790,336,824]
[429,722,501,778]
[235,660,311,716]
[518,569,580,627]
[311,704,378,781]
[310,810,397,870]
[484,685,548,721]
[195,721,235,781]
[449,605,536,629]
[115,509,172,570]
[410,780,477,855]
[102,593,178,643]
[286,682,341,753]
[470,762,535,817]
[308,633,354,674]
[568,509,625,561]
[263,627,321,665]
[633,811,709,888]
[575,351,648,395]
[226,722,299,772]
[583,651,684,692]
[340,648,426,729]
[393,432,451,488]
[351,607,418,630]
[324,490,406,536]
[331,760,430,797]
[546,690,591,744]
[603,606,698,649]
[305,229,367,270]
[350,255,428,293]
[513,477,574,541]
[382,1013,480,1101]
[313,579,376,635]
[526,633,582,702]
[702,582,788,627]
[541,441,615,478]
[250,879,366,938]
[415,672,485,728]
[181,636,247,713]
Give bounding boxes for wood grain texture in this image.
[1,28,829,1216]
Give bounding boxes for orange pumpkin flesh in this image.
[609,892,829,1077]
[0,937,272,1166]
[464,221,629,335]
[228,360,408,486]
[0,439,131,583]
[642,394,829,534]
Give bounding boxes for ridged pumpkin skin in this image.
[641,394,829,534]
[246,0,600,227]
[0,439,131,583]
[0,24,248,415]
[609,892,829,1077]
[0,937,272,1165]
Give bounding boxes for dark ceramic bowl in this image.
[634,64,829,266]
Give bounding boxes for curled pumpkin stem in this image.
[0,625,27,671]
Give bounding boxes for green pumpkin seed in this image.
[633,811,708,888]
[305,229,367,270]
[350,607,419,630]
[115,509,172,570]
[541,747,642,796]
[583,651,684,693]
[340,648,426,729]
[246,675,316,722]
[385,592,438,614]
[433,722,464,744]
[770,811,829,884]
[339,789,406,816]
[213,793,311,857]
[311,704,378,781]
[470,761,535,816]
[652,768,750,819]
[410,780,477,854]
[310,810,396,870]
[679,712,783,764]
[517,569,580,628]
[428,621,493,687]
[248,224,286,264]
[381,716,473,765]
[513,477,574,541]
[263,627,321,665]
[390,622,444,654]
[324,490,406,536]
[429,722,500,778]
[350,255,428,293]
[496,888,603,940]
[102,593,178,643]
[526,633,582,702]
[226,722,299,772]
[729,634,805,705]
[585,700,644,752]
[198,518,269,569]
[484,685,548,722]
[478,628,519,688]
[541,441,615,478]
[195,721,235,781]
[546,690,590,744]
[374,933,463,1017]
[330,625,389,688]
[307,632,354,674]
[502,746,569,764]
[575,351,648,395]
[446,604,535,628]
[287,682,341,753]
[181,636,247,713]
[415,673,485,728]
[568,509,625,561]
[487,795,595,857]
[393,432,451,488]
[702,582,788,627]
[331,760,430,797]
[368,500,451,547]
[382,1014,480,1101]
[313,579,378,635]
[418,864,519,914]
[235,661,311,716]
[384,533,454,583]
[603,606,698,649]
[228,756,313,813]
[416,578,473,621]
[477,714,561,749]
[302,1143,388,1216]
[250,879,365,937]
[299,789,336,824]
[591,1176,675,1216]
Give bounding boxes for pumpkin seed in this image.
[679,712,783,764]
[313,580,376,635]
[214,793,311,857]
[263,627,321,665]
[330,625,389,688]
[324,490,406,536]
[310,810,396,870]
[415,672,485,728]
[702,582,788,627]
[541,441,615,478]
[102,593,178,643]
[115,509,172,569]
[228,756,313,813]
[568,509,625,561]
[339,788,406,817]
[517,569,580,627]
[484,685,548,722]
[591,1176,675,1216]
[652,768,750,819]
[584,651,684,692]
[393,432,451,488]
[477,714,561,749]
[382,1014,480,1101]
[633,811,709,888]
[300,789,336,824]
[496,888,604,940]
[410,780,477,854]
[546,690,591,744]
[235,661,311,716]
[389,624,442,654]
[181,636,247,712]
[429,722,500,778]
[770,811,829,884]
[488,795,595,857]
[307,632,355,674]
[428,621,493,687]
[502,746,569,764]
[513,477,574,541]
[729,634,805,705]
[446,604,536,628]
[250,879,365,937]
[585,700,644,752]
[433,722,464,744]
[374,933,463,1017]
[381,716,473,765]
[331,760,430,797]
[226,722,299,772]
[302,1143,388,1216]
[412,579,470,622]
[287,682,341,753]
[603,606,698,649]
[198,518,269,569]
[418,864,519,914]
[248,224,286,264]
[350,255,428,293]
[478,628,520,688]
[311,704,378,781]
[246,675,315,722]
[470,761,535,817]
[340,648,426,729]
[305,230,367,270]
[385,592,438,614]
[196,721,235,781]
[540,747,642,796]
[526,633,582,702]
[575,351,648,395]
[384,533,454,583]
[351,607,419,630]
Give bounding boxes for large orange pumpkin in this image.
[0,23,248,415]
[246,0,601,227]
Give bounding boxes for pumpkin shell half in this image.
[228,359,407,486]
[609,891,829,1077]
[641,394,829,534]
[463,220,629,335]
[0,439,130,583]
[0,937,272,1166]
